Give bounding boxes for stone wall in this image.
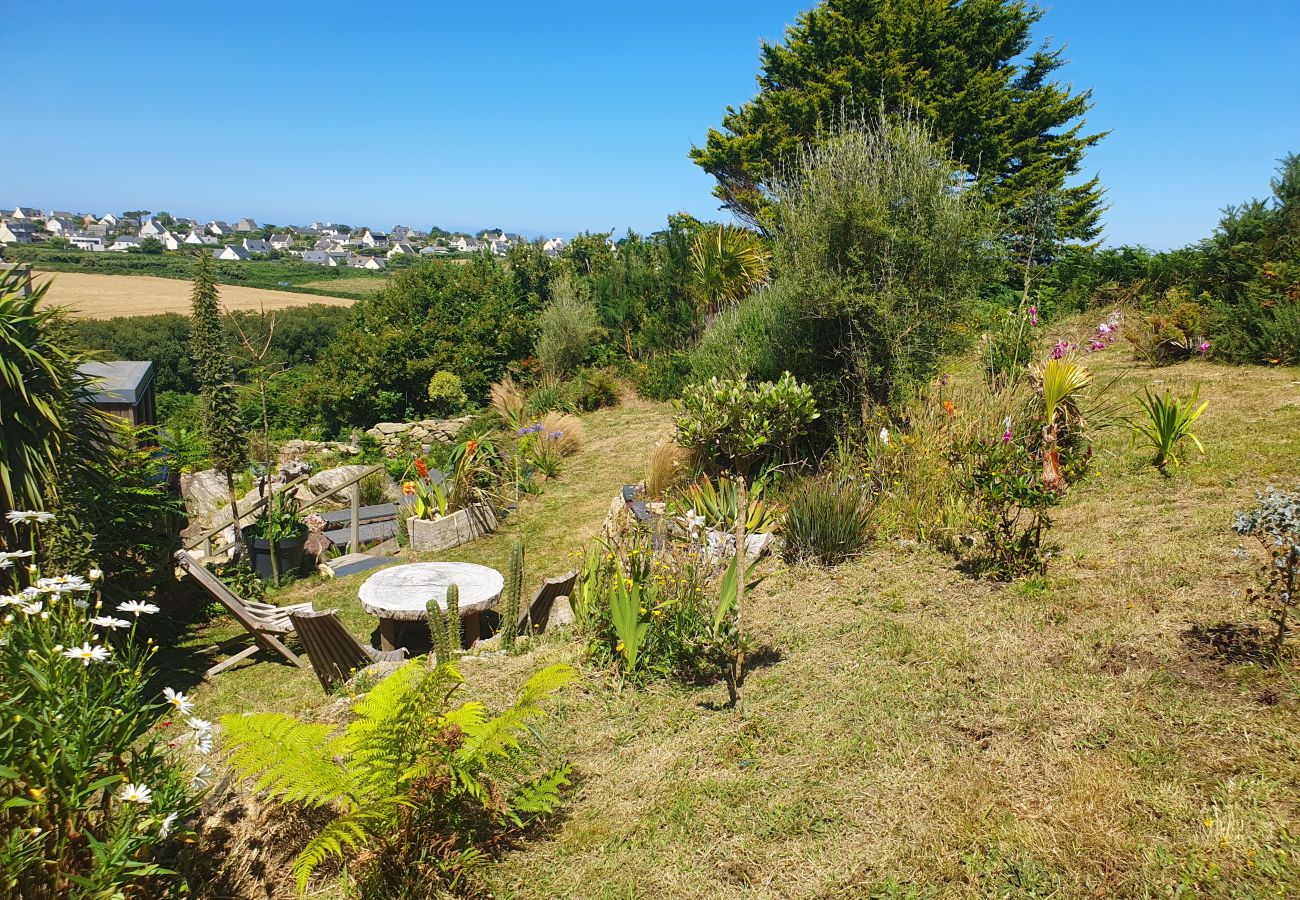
[365,417,471,456]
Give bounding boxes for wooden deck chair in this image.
[517,570,578,636]
[174,551,311,677]
[288,609,408,694]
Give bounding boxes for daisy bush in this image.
[0,512,212,899]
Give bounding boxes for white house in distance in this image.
[242,238,272,255]
[98,213,119,228]
[213,245,250,261]
[450,236,480,252]
[353,255,386,270]
[162,231,186,251]
[269,233,293,251]
[207,221,235,236]
[109,235,142,252]
[183,229,217,245]
[386,241,416,258]
[356,228,387,248]
[543,237,567,257]
[68,233,106,252]
[138,219,168,238]
[10,206,43,220]
[44,215,77,236]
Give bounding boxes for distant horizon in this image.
[4,1,1299,251]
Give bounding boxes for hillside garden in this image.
[3,2,1300,897]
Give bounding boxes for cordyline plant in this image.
[1233,487,1300,654]
[0,511,211,899]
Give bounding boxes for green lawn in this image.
[184,338,1300,898]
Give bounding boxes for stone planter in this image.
[241,528,308,580]
[407,503,497,553]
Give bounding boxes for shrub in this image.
[1,516,210,898]
[358,469,390,506]
[1233,487,1300,653]
[574,367,620,411]
[426,370,467,417]
[955,437,1061,579]
[981,299,1042,387]
[524,379,577,417]
[220,661,575,895]
[1125,292,1209,364]
[781,475,876,566]
[768,116,998,410]
[688,224,770,316]
[631,351,692,401]
[535,271,601,378]
[674,372,818,475]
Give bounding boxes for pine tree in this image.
[689,0,1107,242]
[189,253,249,555]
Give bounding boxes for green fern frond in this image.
[219,713,354,809]
[510,763,572,821]
[456,665,577,762]
[292,798,409,893]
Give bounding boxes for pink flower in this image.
[1086,340,1106,352]
[1051,341,1072,360]
[1097,323,1111,337]
[1029,305,1039,326]
[1198,341,1210,355]
[1001,417,1013,443]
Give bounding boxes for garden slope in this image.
[477,352,1300,898]
[189,348,1300,898]
[40,271,354,318]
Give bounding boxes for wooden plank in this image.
[317,503,398,525]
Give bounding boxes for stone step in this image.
[323,520,398,546]
[323,552,396,578]
[317,503,398,526]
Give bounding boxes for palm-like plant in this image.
[0,270,104,538]
[220,660,576,894]
[1035,357,1092,490]
[1131,386,1208,471]
[689,224,771,317]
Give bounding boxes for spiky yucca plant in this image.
[1131,386,1208,471]
[689,224,770,317]
[220,660,576,895]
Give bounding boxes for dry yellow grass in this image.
[37,271,354,318]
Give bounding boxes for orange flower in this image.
[466,439,479,455]
[943,399,956,417]
[402,481,417,495]
[415,458,428,478]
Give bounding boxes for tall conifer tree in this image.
[690,0,1106,242]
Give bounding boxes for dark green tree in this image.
[189,253,249,554]
[690,0,1106,241]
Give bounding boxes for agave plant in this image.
[1131,386,1208,471]
[677,475,778,534]
[689,224,771,317]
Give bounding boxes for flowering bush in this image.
[1233,487,1300,653]
[953,438,1061,579]
[0,512,211,898]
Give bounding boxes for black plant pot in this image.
[241,528,307,580]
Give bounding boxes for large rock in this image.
[308,464,375,502]
[180,470,230,521]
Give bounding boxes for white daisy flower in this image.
[118,783,152,805]
[159,812,178,838]
[190,732,213,754]
[21,601,44,616]
[90,616,131,630]
[191,765,212,788]
[88,568,103,581]
[0,550,34,561]
[163,687,194,715]
[73,599,90,610]
[0,559,11,570]
[186,717,214,733]
[0,595,24,608]
[118,600,160,617]
[62,643,111,666]
[6,510,54,525]
[38,575,91,593]
[879,427,890,446]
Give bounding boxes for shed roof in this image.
[78,361,155,405]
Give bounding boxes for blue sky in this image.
[3,1,1297,248]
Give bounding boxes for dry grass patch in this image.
[39,271,353,317]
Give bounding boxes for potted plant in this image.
[403,446,498,552]
[242,489,308,581]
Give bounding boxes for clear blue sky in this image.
[3,1,1297,248]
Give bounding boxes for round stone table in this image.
[359,562,504,651]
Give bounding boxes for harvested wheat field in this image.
[38,271,354,318]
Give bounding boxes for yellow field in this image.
[36,272,354,318]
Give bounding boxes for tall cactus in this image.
[501,537,525,650]
[445,582,461,654]
[427,595,450,664]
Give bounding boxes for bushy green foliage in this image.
[981,300,1043,387]
[535,272,601,378]
[688,224,770,316]
[781,475,877,566]
[768,117,999,410]
[674,372,818,475]
[219,660,576,895]
[0,271,107,537]
[955,438,1061,579]
[690,0,1105,240]
[425,370,467,417]
[1124,291,1209,365]
[189,255,248,487]
[321,257,541,427]
[573,367,620,411]
[1,522,208,898]
[631,350,692,401]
